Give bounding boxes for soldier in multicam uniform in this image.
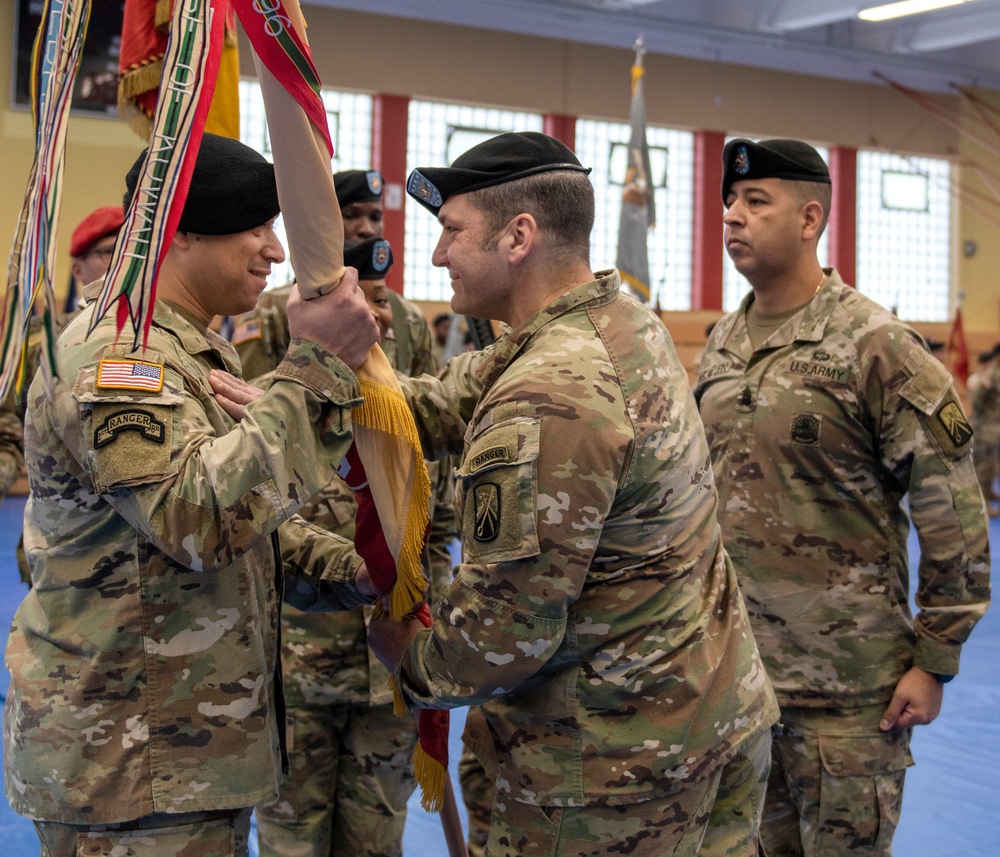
[694,138,992,857]
[3,133,382,857]
[246,238,436,857]
[364,132,780,857]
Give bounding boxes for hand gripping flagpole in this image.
[232,1,464,848]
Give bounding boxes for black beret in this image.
[334,169,384,206]
[124,133,279,235]
[406,131,591,215]
[344,237,393,280]
[722,138,831,203]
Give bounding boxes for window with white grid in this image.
[404,101,544,301]
[238,80,373,289]
[856,151,952,321]
[576,119,694,310]
[722,143,830,311]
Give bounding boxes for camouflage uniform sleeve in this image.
[0,394,25,499]
[74,338,362,572]
[398,395,617,706]
[425,457,458,604]
[872,340,991,677]
[397,349,487,460]
[280,514,372,612]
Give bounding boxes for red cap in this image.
[69,206,125,257]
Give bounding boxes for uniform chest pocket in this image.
[456,418,541,565]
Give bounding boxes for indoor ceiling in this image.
[309,0,1000,94]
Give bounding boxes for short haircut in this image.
[467,170,595,263]
[787,179,832,236]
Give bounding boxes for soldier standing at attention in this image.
[360,131,780,856]
[694,138,991,857]
[3,133,381,856]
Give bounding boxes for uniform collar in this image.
[717,268,844,360]
[153,301,242,374]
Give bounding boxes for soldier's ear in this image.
[801,200,824,241]
[506,213,537,266]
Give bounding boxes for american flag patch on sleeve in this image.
[97,359,165,393]
[232,319,262,346]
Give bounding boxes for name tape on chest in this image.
[97,359,165,393]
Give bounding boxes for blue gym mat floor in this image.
[0,493,996,856]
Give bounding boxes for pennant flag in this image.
[946,303,970,387]
[616,36,655,303]
[231,0,451,820]
[0,0,90,401]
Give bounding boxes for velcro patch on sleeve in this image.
[96,359,165,393]
[232,318,263,346]
[91,403,173,489]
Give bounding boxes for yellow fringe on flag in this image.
[413,740,447,813]
[354,377,431,621]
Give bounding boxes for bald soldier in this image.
[4,133,380,856]
[695,138,991,857]
[360,132,779,856]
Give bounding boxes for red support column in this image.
[692,130,725,310]
[543,114,577,151]
[827,146,857,288]
[372,93,410,295]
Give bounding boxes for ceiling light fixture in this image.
[859,0,973,22]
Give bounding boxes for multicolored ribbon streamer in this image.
[1,0,90,400]
[91,0,226,348]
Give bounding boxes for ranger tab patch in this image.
[97,359,164,392]
[94,409,165,448]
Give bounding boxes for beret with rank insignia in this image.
[334,169,383,205]
[722,138,831,203]
[406,131,591,215]
[344,237,393,280]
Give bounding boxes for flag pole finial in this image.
[633,34,645,66]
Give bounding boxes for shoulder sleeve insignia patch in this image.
[936,400,973,449]
[96,359,164,393]
[473,482,501,543]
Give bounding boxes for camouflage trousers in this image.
[482,728,770,857]
[459,741,492,857]
[762,704,913,857]
[255,702,418,857]
[34,807,252,857]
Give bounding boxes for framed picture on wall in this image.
[11,0,126,117]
